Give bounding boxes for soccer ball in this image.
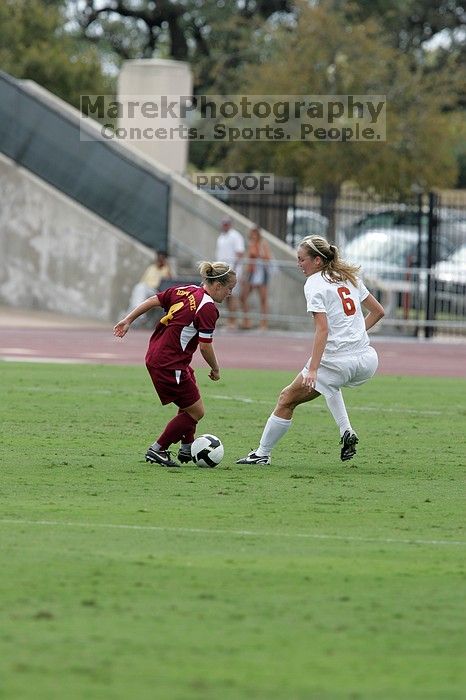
[191,434,224,468]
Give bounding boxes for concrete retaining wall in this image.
[0,149,305,326]
[0,78,305,327]
[0,152,151,322]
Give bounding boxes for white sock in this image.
[325,390,352,437]
[256,414,292,456]
[151,441,162,450]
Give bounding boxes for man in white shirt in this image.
[215,217,245,329]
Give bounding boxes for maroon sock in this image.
[157,412,198,450]
[177,409,196,444]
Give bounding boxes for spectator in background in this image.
[241,226,272,330]
[127,251,172,325]
[215,217,245,329]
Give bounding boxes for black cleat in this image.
[236,451,271,465]
[145,447,180,467]
[340,430,359,462]
[177,446,193,464]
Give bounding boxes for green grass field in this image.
[1,362,465,700]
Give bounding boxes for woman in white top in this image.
[236,235,385,464]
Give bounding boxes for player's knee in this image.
[191,406,205,421]
[183,406,204,422]
[277,386,292,410]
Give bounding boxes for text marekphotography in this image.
[80,94,387,143]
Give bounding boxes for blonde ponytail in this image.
[299,236,360,286]
[198,261,237,287]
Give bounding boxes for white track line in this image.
[0,347,36,354]
[0,519,464,547]
[4,387,446,416]
[0,381,448,416]
[0,356,95,364]
[211,394,443,416]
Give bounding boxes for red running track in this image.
[0,326,465,378]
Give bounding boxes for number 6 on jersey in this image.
[337,286,356,316]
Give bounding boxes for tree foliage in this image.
[0,0,112,110]
[1,0,463,193]
[345,0,466,109]
[220,1,462,234]
[344,0,466,53]
[70,0,466,72]
[71,0,294,91]
[67,0,465,186]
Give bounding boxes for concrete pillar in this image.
[117,59,193,175]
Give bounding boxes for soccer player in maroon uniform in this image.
[113,261,237,467]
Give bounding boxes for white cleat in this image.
[236,451,271,465]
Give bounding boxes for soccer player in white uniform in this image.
[237,235,385,464]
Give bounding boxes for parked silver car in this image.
[286,208,329,246]
[341,205,466,246]
[433,244,466,316]
[343,228,456,272]
[342,228,457,316]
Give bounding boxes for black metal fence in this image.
[205,180,466,338]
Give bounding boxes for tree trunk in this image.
[320,183,340,244]
[168,15,189,60]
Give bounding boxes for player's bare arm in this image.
[199,341,220,381]
[303,312,328,390]
[362,294,385,331]
[113,295,162,337]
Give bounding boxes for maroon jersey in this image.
[145,285,219,371]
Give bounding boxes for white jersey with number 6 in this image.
[304,272,370,359]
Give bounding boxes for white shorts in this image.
[301,346,378,398]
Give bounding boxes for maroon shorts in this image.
[146,364,201,409]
